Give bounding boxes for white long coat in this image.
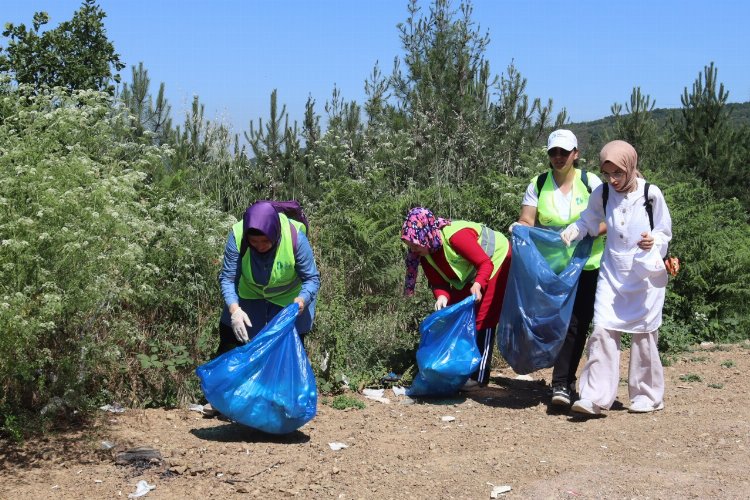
[573,178,672,333]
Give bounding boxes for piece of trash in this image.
[441,416,456,422]
[362,388,391,404]
[328,442,348,451]
[700,341,714,348]
[128,480,155,498]
[99,403,125,413]
[188,404,204,413]
[489,484,512,498]
[514,375,533,381]
[363,388,385,398]
[392,386,407,396]
[95,480,103,483]
[101,441,115,450]
[51,485,59,489]
[565,490,581,497]
[400,397,415,406]
[381,372,401,383]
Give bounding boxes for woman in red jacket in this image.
[402,207,512,389]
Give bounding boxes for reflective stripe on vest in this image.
[425,221,509,290]
[232,213,302,306]
[533,169,603,270]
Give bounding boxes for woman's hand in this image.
[434,295,448,311]
[638,232,654,251]
[470,282,483,302]
[230,307,252,343]
[293,297,305,315]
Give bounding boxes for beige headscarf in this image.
[599,140,641,192]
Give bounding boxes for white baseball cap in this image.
[547,129,578,151]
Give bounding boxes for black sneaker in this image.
[551,385,571,406]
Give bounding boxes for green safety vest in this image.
[425,221,509,290]
[232,213,306,306]
[534,169,603,270]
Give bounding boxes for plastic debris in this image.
[99,403,125,413]
[127,480,155,498]
[362,388,391,404]
[328,442,348,451]
[392,386,407,396]
[514,375,533,381]
[101,441,115,450]
[188,403,204,413]
[441,416,456,422]
[488,484,512,498]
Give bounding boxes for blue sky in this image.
[4,1,750,136]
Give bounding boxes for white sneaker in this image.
[461,379,479,391]
[571,398,602,415]
[628,400,664,413]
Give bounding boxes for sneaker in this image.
[461,379,480,391]
[202,403,220,418]
[551,385,571,406]
[628,400,664,413]
[571,398,602,415]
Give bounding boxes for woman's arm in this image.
[218,230,240,308]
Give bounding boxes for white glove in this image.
[508,222,521,233]
[230,308,252,343]
[434,296,448,311]
[560,224,581,247]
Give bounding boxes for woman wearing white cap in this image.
[512,129,605,408]
[560,140,673,415]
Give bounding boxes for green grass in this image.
[679,373,703,382]
[324,394,366,410]
[708,383,724,389]
[720,360,735,368]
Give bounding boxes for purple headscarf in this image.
[243,201,281,244]
[401,207,451,296]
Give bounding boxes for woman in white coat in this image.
[561,140,672,415]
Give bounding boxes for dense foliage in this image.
[1,0,749,437]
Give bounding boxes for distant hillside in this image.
[565,101,750,152]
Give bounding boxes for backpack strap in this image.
[580,170,592,193]
[535,171,548,195]
[536,170,592,194]
[643,182,654,230]
[602,183,609,216]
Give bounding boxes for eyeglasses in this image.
[547,148,572,157]
[600,170,626,181]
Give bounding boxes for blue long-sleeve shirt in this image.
[218,228,320,336]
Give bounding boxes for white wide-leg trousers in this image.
[578,326,664,409]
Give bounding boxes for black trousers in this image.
[216,321,306,357]
[471,326,496,386]
[551,268,599,391]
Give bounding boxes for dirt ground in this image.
[2,341,749,499]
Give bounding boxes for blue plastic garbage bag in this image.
[196,304,317,434]
[407,296,480,397]
[497,226,593,374]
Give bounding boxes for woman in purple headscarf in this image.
[216,201,320,355]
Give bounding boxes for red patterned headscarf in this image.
[401,207,451,296]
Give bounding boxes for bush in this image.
[0,83,231,432]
